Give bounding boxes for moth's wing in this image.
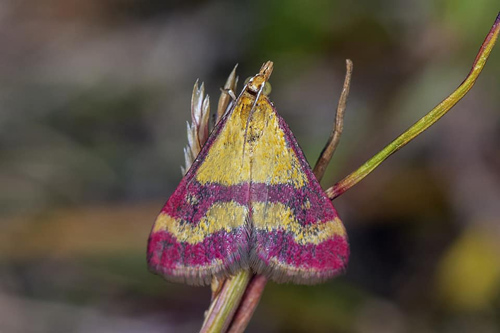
[147,105,252,286]
[249,98,349,284]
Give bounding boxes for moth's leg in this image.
[220,88,237,100]
[217,64,239,122]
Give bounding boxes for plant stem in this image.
[326,12,500,200]
[313,59,353,180]
[227,275,268,333]
[200,271,252,333]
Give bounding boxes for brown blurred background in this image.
[1,1,500,332]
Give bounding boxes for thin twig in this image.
[313,59,353,180]
[227,275,268,333]
[326,12,500,200]
[200,271,252,333]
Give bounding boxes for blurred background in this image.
[1,1,500,332]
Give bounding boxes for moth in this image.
[147,61,349,285]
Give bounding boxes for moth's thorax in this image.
[246,61,273,94]
[238,92,269,138]
[247,75,267,94]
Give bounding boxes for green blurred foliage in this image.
[437,227,500,312]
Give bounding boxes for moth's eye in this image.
[262,81,272,95]
[244,76,272,96]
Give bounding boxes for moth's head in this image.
[245,61,273,96]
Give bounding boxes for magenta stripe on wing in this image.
[148,229,248,270]
[163,182,250,222]
[254,230,348,272]
[250,183,339,225]
[162,181,339,226]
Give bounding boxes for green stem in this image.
[327,12,500,200]
[200,271,252,333]
[227,275,268,333]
